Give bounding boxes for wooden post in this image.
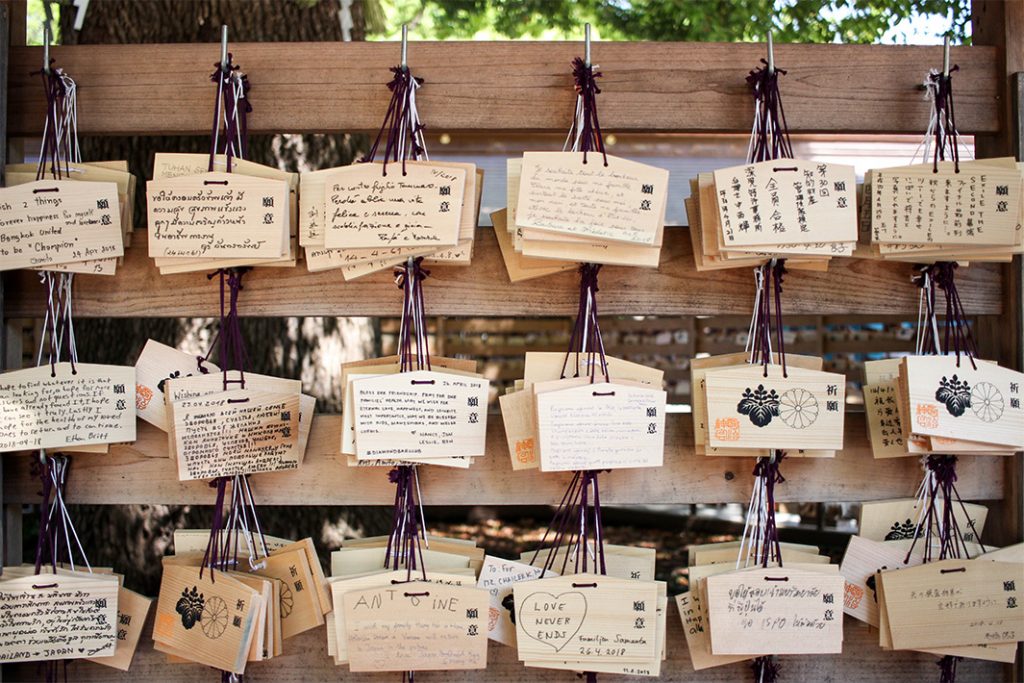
[972,2,1024,679]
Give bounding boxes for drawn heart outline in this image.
[516,590,587,653]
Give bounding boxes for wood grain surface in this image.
[4,229,1005,317]
[2,414,1003,505]
[7,43,999,136]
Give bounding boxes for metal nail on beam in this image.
[220,25,229,72]
[401,24,409,69]
[767,31,774,74]
[942,35,951,77]
[585,23,592,67]
[43,24,51,73]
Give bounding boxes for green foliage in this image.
[372,0,969,44]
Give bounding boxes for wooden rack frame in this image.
[1,1,1022,680]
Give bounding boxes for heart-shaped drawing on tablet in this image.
[516,591,588,652]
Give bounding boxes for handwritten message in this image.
[477,556,547,647]
[879,559,1024,649]
[324,163,465,249]
[873,163,1021,246]
[0,180,122,271]
[172,390,300,480]
[706,567,845,655]
[0,363,135,452]
[0,574,118,663]
[534,381,666,472]
[514,575,658,663]
[713,160,857,248]
[343,583,488,672]
[352,370,489,460]
[147,172,288,259]
[516,152,667,245]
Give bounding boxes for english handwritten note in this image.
[514,574,658,663]
[516,152,667,245]
[343,583,489,672]
[0,180,122,271]
[477,556,547,647]
[172,389,300,480]
[352,370,489,460]
[0,363,136,452]
[0,573,118,663]
[534,381,666,472]
[323,163,465,249]
[147,172,288,259]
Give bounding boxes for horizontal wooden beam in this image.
[3,229,1006,318]
[2,414,1003,506]
[4,598,1002,682]
[7,42,999,136]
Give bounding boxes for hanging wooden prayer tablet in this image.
[712,159,857,248]
[533,379,667,472]
[170,388,301,480]
[515,152,668,246]
[251,548,323,639]
[839,535,923,628]
[901,355,1024,449]
[477,556,548,648]
[322,162,465,249]
[0,179,123,271]
[0,571,119,663]
[704,364,845,451]
[342,583,489,672]
[87,586,154,671]
[858,498,988,545]
[677,563,754,671]
[0,362,136,452]
[878,559,1024,650]
[153,564,260,674]
[872,161,1023,246]
[514,574,659,664]
[134,339,218,432]
[351,369,489,460]
[146,171,289,260]
[705,566,845,655]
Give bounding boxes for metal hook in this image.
[766,31,774,74]
[43,23,51,74]
[220,25,229,73]
[401,24,408,70]
[584,23,592,68]
[942,35,950,77]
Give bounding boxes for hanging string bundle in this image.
[209,51,251,172]
[745,60,793,164]
[566,57,607,166]
[383,257,432,580]
[363,63,427,174]
[925,63,960,173]
[907,258,984,683]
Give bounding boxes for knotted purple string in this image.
[200,477,229,581]
[904,455,985,565]
[364,66,425,176]
[559,264,609,384]
[752,452,786,568]
[35,62,67,180]
[930,262,977,369]
[570,58,607,167]
[394,258,432,372]
[750,261,788,377]
[746,61,793,163]
[32,457,58,574]
[203,268,251,390]
[384,466,428,581]
[938,655,962,683]
[929,66,960,173]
